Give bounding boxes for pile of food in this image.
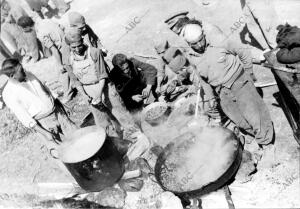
[144,102,170,126]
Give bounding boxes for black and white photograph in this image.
[0,0,299,208]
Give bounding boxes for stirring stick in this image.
[194,83,201,119]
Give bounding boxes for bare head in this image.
[17,16,35,33]
[112,53,131,75]
[1,58,26,82]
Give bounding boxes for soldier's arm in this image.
[225,40,255,79]
[131,58,157,85]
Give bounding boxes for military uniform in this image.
[191,40,273,145]
[69,45,121,134]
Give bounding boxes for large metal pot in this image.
[154,126,242,198]
[59,126,125,192]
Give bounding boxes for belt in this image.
[82,80,100,86]
[223,68,245,88]
[216,68,245,93]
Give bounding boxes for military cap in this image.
[164,11,189,30]
[163,47,187,73]
[64,27,82,45]
[68,11,86,28]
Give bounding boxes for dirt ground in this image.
[0,0,300,208]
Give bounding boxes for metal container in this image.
[154,126,242,198]
[59,126,125,192]
[142,102,171,126]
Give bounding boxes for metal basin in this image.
[154,126,242,198]
[142,102,171,126]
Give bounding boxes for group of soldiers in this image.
[0,0,275,162]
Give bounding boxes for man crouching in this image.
[110,53,158,112]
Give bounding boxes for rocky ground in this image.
[0,0,300,208]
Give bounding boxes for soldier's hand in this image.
[142,85,152,98]
[132,95,143,102]
[91,97,102,105]
[101,48,108,57]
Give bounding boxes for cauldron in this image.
[59,126,125,192]
[155,126,242,198]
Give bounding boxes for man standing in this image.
[110,53,158,112]
[180,23,274,149]
[64,29,121,135]
[15,15,41,64]
[0,58,77,157]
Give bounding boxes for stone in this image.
[89,187,126,208]
[118,178,144,192]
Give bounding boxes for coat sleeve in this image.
[130,58,157,85]
[225,40,253,71]
[190,68,215,100]
[156,57,166,78]
[90,47,108,80]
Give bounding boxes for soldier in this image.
[163,47,218,115]
[181,23,274,149]
[64,29,122,135]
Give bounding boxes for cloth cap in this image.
[163,47,187,73]
[181,24,203,44]
[154,39,169,54]
[68,11,86,28]
[163,47,183,64]
[17,15,34,28]
[164,11,189,29]
[64,27,82,45]
[168,55,187,73]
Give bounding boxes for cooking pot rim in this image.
[59,126,106,163]
[154,128,243,197]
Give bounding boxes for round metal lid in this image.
[59,126,106,163]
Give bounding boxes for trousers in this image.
[219,71,274,145]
